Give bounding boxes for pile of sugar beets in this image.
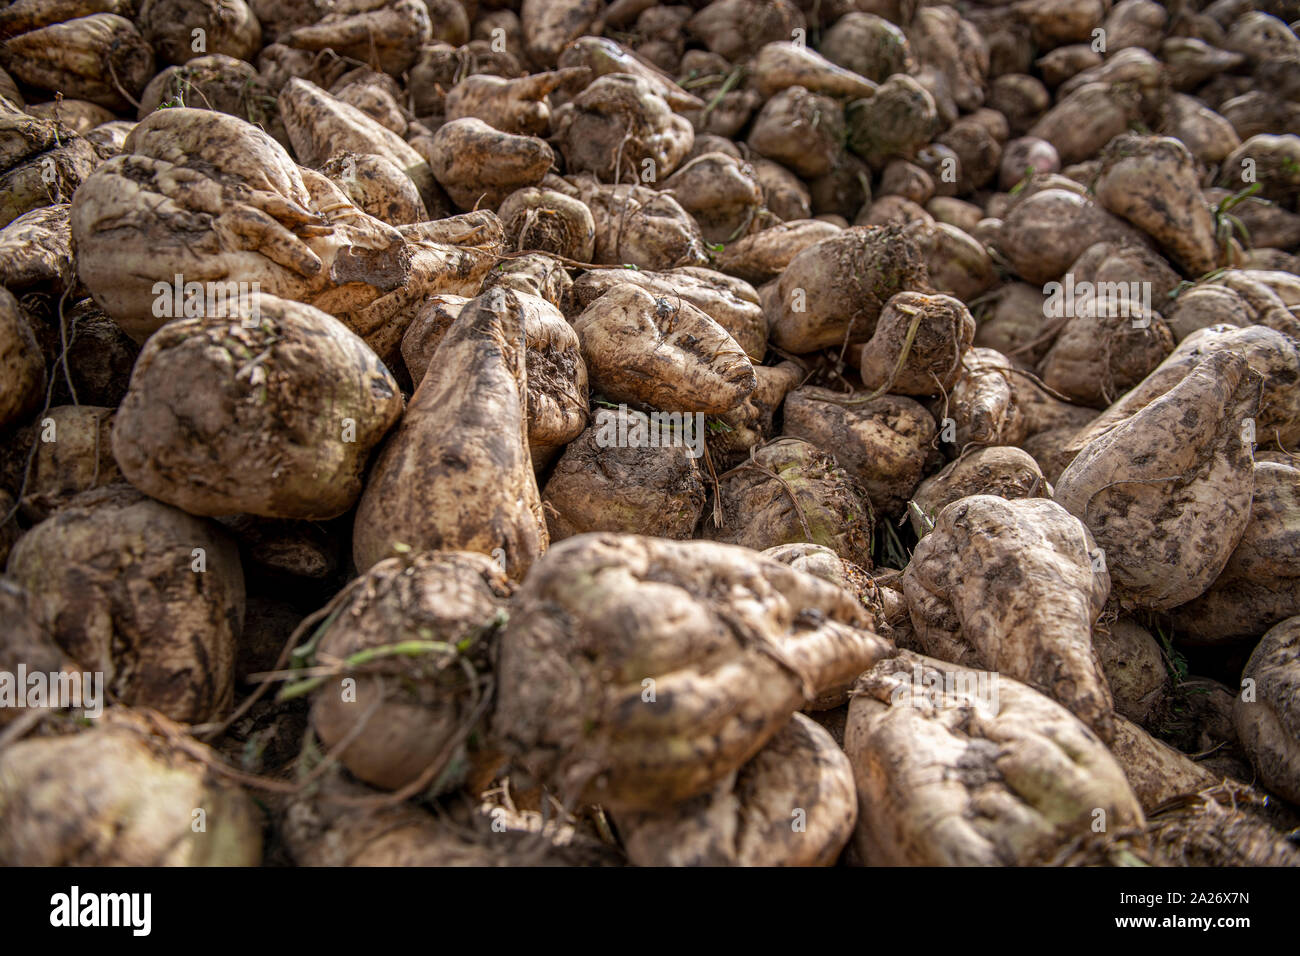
[1,0,1299,868]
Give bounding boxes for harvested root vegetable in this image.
[753,157,814,221]
[783,387,935,518]
[111,293,402,520]
[542,405,705,541]
[761,542,880,618]
[998,136,1060,190]
[0,67,17,106]
[1218,134,1300,210]
[845,74,937,169]
[572,283,755,415]
[0,709,262,865]
[1169,462,1300,644]
[0,286,45,428]
[83,119,133,158]
[1037,298,1175,409]
[24,99,114,133]
[1233,617,1300,805]
[0,203,74,293]
[319,152,428,226]
[568,178,707,270]
[557,36,703,113]
[1054,351,1261,611]
[70,107,388,338]
[491,532,892,812]
[445,68,585,136]
[1093,619,1167,724]
[994,187,1152,285]
[1064,238,1182,307]
[73,111,498,348]
[497,187,595,260]
[1028,82,1143,167]
[706,437,874,568]
[686,0,804,62]
[353,288,547,578]
[481,252,572,309]
[1093,134,1222,277]
[426,117,553,210]
[1147,782,1300,866]
[18,405,121,519]
[903,495,1115,739]
[1160,37,1244,92]
[946,347,1028,448]
[0,580,75,726]
[987,77,1050,138]
[752,42,877,100]
[330,69,409,136]
[343,211,505,361]
[820,12,913,84]
[399,284,589,467]
[709,361,804,466]
[907,447,1049,536]
[659,152,763,246]
[879,160,934,206]
[1108,716,1219,812]
[513,292,589,466]
[521,0,602,67]
[909,6,988,113]
[908,221,996,302]
[712,219,842,286]
[137,0,261,66]
[552,74,693,183]
[279,78,436,206]
[0,0,144,42]
[971,282,1055,366]
[275,0,431,76]
[568,265,766,361]
[1065,325,1300,457]
[769,224,931,354]
[406,40,524,120]
[137,53,286,142]
[0,14,154,110]
[845,652,1146,866]
[309,551,512,791]
[5,0,1298,874]
[861,194,931,228]
[614,713,856,866]
[935,113,1002,194]
[0,104,97,227]
[855,291,974,396]
[1163,93,1241,166]
[747,86,846,179]
[6,485,243,724]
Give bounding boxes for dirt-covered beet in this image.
[903,495,1116,740]
[0,709,262,865]
[308,551,512,792]
[491,533,892,813]
[111,293,402,520]
[6,486,243,724]
[844,652,1146,866]
[352,288,547,579]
